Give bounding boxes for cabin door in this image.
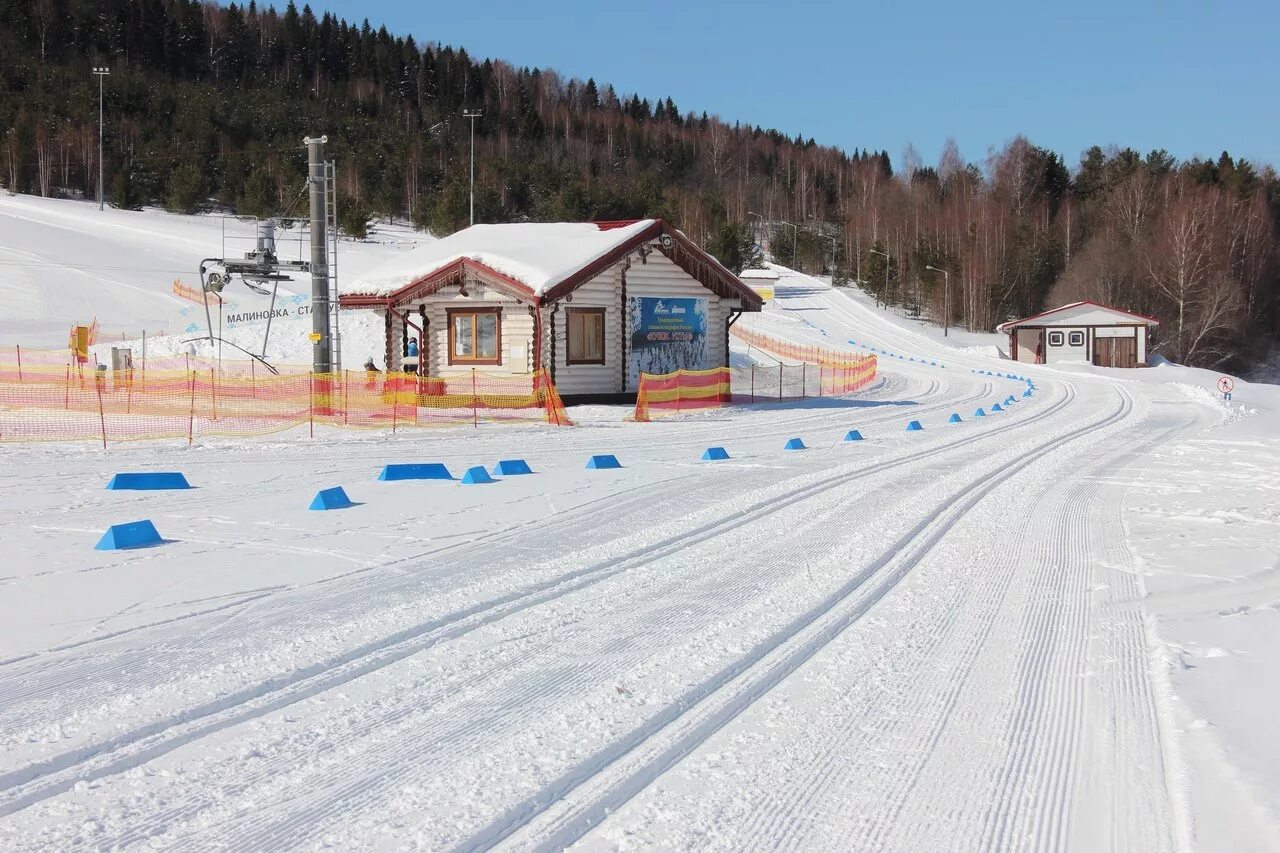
[1093,335,1136,367]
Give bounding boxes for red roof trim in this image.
[592,219,644,231]
[339,257,539,308]
[997,299,1160,330]
[338,218,765,312]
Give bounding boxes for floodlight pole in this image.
[305,135,332,374]
[463,110,483,226]
[92,67,110,210]
[747,210,764,247]
[926,264,950,337]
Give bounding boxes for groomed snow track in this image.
[0,270,1209,851]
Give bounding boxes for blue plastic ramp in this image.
[784,438,807,451]
[95,519,163,550]
[948,413,962,423]
[905,420,924,432]
[309,487,355,510]
[974,408,987,417]
[991,403,1004,412]
[844,429,864,442]
[378,463,453,481]
[106,472,190,490]
[461,466,496,484]
[491,459,533,476]
[701,447,730,461]
[586,454,622,470]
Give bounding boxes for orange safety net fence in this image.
[0,364,570,447]
[632,367,731,421]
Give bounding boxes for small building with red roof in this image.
[338,219,762,399]
[996,301,1160,367]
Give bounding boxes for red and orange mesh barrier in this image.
[0,364,570,447]
[173,279,222,304]
[729,324,878,399]
[632,367,731,421]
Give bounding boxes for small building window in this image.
[1068,331,1084,347]
[567,308,606,365]
[1048,331,1065,347]
[448,308,501,365]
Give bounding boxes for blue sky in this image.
[309,0,1279,173]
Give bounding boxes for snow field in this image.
[1,209,1278,850]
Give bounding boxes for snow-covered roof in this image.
[739,268,779,280]
[996,300,1160,332]
[341,220,657,299]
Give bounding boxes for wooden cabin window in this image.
[567,308,606,365]
[448,308,501,365]
[1068,331,1084,347]
[1048,331,1064,347]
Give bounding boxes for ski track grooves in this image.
[0,375,1039,819]
[460,384,1130,852]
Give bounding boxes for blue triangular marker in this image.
[492,459,533,476]
[461,466,496,484]
[948,413,962,423]
[95,520,163,550]
[784,438,807,450]
[586,454,622,469]
[309,487,354,510]
[844,429,864,442]
[906,420,924,431]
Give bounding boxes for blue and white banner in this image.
[627,296,708,388]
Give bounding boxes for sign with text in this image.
[627,296,708,389]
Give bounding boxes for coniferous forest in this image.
[1,0,1277,370]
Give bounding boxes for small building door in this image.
[1092,335,1137,367]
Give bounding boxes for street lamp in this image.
[869,247,890,308]
[92,66,110,210]
[925,264,950,337]
[780,221,798,269]
[462,110,483,226]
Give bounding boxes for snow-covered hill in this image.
[1,198,1278,851]
[0,193,432,356]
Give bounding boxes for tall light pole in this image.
[92,66,110,210]
[926,264,950,337]
[462,110,482,226]
[869,247,890,308]
[781,221,798,270]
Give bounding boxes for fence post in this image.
[778,364,783,402]
[96,380,107,450]
[309,372,315,438]
[472,369,478,428]
[802,363,807,398]
[64,364,70,410]
[343,369,349,426]
[818,363,823,397]
[750,365,755,403]
[188,370,195,444]
[675,370,682,412]
[250,359,256,399]
[15,345,21,381]
[210,369,217,421]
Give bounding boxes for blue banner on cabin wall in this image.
[626,296,708,388]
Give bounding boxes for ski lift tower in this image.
[305,135,332,375]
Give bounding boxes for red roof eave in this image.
[338,257,541,308]
[997,299,1160,331]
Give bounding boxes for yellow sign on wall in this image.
[308,332,322,342]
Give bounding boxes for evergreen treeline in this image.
[0,0,1276,369]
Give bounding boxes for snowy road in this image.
[0,270,1272,850]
